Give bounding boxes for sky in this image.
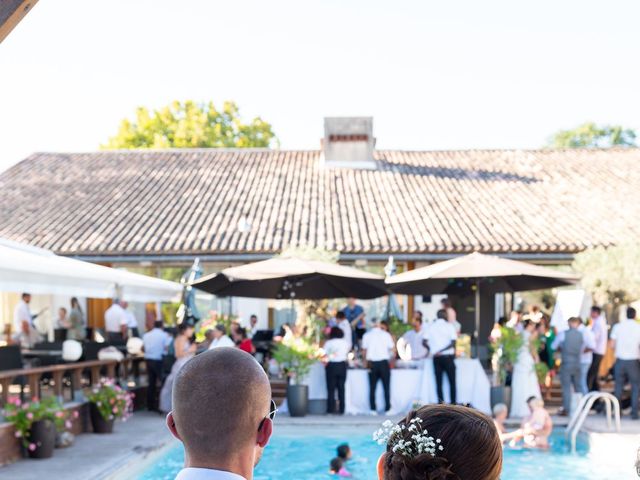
[0,0,639,172]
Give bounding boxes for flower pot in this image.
[89,403,115,434]
[287,384,308,417]
[27,419,56,459]
[490,385,512,411]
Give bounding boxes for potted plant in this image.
[488,326,523,409]
[273,338,318,417]
[86,380,134,433]
[3,397,72,459]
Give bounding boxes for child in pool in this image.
[337,443,352,461]
[521,397,553,449]
[329,457,352,477]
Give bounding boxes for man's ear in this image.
[166,412,182,441]
[257,418,273,448]
[376,452,386,479]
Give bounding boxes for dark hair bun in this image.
[386,451,459,480]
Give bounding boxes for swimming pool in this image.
[138,429,636,479]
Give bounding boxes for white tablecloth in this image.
[280,358,490,415]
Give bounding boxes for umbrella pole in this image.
[474,280,480,359]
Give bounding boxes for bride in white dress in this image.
[510,320,541,418]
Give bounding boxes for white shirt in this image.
[104,304,127,333]
[424,319,457,356]
[13,300,32,333]
[324,338,350,362]
[209,335,235,350]
[611,319,640,360]
[337,319,353,349]
[125,310,138,329]
[362,327,394,362]
[578,325,596,364]
[175,467,246,480]
[590,315,608,355]
[143,328,171,360]
[400,329,428,359]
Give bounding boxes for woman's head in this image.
[523,319,535,332]
[70,297,80,309]
[329,326,345,340]
[177,322,194,337]
[377,404,502,480]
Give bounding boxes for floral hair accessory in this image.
[373,418,443,457]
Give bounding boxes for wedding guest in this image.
[552,317,584,416]
[197,328,215,353]
[362,321,395,414]
[159,322,196,412]
[208,324,235,350]
[167,348,273,480]
[56,307,70,329]
[12,293,42,347]
[237,328,255,355]
[492,403,522,445]
[521,397,552,449]
[344,298,366,349]
[441,298,461,334]
[578,320,596,394]
[143,320,171,412]
[588,306,608,392]
[122,301,140,338]
[510,319,541,418]
[399,311,428,360]
[105,299,128,342]
[248,314,259,338]
[336,311,353,350]
[68,297,85,340]
[324,327,350,414]
[610,307,640,419]
[376,404,502,480]
[423,309,458,404]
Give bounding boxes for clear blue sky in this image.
[0,0,638,172]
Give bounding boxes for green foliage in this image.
[573,242,640,305]
[272,337,318,384]
[535,362,549,385]
[387,315,411,339]
[489,327,524,385]
[103,100,276,149]
[549,122,636,148]
[3,397,71,449]
[86,380,134,421]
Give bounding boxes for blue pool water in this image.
[139,430,634,480]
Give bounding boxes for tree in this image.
[549,122,636,148]
[102,100,276,149]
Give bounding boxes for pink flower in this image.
[10,398,21,407]
[28,443,36,452]
[65,420,72,429]
[73,411,79,419]
[14,431,22,438]
[26,412,34,420]
[55,411,64,418]
[31,397,39,403]
[112,407,118,414]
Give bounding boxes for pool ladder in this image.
[565,391,621,453]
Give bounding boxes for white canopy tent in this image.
[0,238,181,302]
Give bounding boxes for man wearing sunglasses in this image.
[167,348,275,480]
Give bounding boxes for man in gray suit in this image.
[552,316,584,416]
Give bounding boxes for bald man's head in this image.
[169,348,272,466]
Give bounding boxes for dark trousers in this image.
[326,361,347,414]
[146,359,163,411]
[434,355,457,404]
[130,327,140,338]
[615,359,640,417]
[561,362,582,413]
[107,332,124,342]
[369,360,391,412]
[587,353,603,391]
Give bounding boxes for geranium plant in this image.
[489,326,523,386]
[86,380,134,421]
[272,337,319,385]
[3,397,75,451]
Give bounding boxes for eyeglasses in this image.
[258,399,278,431]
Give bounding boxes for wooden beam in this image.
[0,0,38,44]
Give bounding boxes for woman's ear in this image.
[377,452,386,479]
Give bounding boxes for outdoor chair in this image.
[0,345,26,401]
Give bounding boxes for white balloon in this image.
[127,337,144,356]
[62,340,83,362]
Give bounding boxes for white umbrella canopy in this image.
[192,256,387,299]
[0,238,181,302]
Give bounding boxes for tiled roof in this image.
[0,148,638,258]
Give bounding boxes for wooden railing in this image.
[0,358,142,406]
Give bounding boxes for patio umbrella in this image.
[191,256,387,300]
[386,252,579,355]
[177,258,203,325]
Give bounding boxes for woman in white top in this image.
[510,320,542,418]
[323,327,351,415]
[160,323,196,413]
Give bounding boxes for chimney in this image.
[320,117,377,169]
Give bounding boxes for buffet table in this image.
[280,358,491,415]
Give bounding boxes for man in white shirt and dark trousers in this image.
[587,306,608,392]
[143,320,171,412]
[336,311,353,350]
[12,292,41,347]
[424,309,458,404]
[324,327,351,414]
[610,307,640,419]
[104,300,127,342]
[362,320,395,414]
